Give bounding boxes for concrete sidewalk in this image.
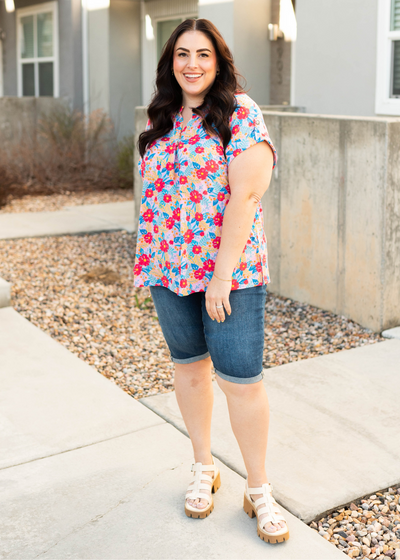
[0,306,344,559]
[0,201,134,239]
[142,340,400,524]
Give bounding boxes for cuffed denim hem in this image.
[215,368,264,384]
[170,351,211,365]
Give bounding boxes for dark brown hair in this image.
[138,18,245,158]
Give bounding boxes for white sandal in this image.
[185,458,221,518]
[243,481,290,543]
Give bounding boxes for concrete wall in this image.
[199,0,272,105]
[134,106,400,332]
[294,0,378,116]
[109,0,141,139]
[263,111,400,332]
[0,96,66,146]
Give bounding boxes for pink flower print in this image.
[216,146,224,155]
[213,212,223,226]
[165,261,171,270]
[255,262,262,273]
[154,224,159,233]
[193,245,202,254]
[200,231,204,237]
[155,179,165,192]
[143,209,154,223]
[141,161,145,175]
[194,269,205,280]
[161,275,169,287]
[190,190,203,203]
[212,236,221,249]
[144,232,153,244]
[237,107,250,119]
[161,136,169,141]
[196,168,208,180]
[217,192,225,201]
[180,279,188,288]
[226,184,231,194]
[231,279,239,290]
[172,208,180,221]
[205,160,219,173]
[232,125,240,135]
[156,165,161,170]
[239,262,247,271]
[195,146,204,154]
[233,149,242,157]
[180,176,188,185]
[202,259,215,272]
[166,217,175,230]
[166,162,174,171]
[160,240,169,252]
[188,135,200,145]
[134,264,142,275]
[138,254,150,266]
[165,143,177,154]
[184,229,194,244]
[195,212,203,221]
[145,189,154,198]
[163,193,172,203]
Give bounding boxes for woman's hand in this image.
[205,275,232,322]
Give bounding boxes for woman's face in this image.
[173,30,218,105]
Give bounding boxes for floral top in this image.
[133,93,277,296]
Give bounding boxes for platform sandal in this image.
[184,458,221,519]
[243,481,290,543]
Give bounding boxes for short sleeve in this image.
[225,95,277,169]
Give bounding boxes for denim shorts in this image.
[149,284,266,384]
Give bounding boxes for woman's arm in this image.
[205,141,274,322]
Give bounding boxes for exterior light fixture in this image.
[86,0,110,11]
[268,0,297,42]
[5,0,15,13]
[145,14,154,40]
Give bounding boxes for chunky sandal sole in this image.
[185,470,221,519]
[243,494,290,543]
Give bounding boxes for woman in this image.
[134,18,289,544]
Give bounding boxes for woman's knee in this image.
[174,356,212,382]
[216,374,263,397]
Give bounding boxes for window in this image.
[17,2,58,97]
[157,19,182,60]
[376,0,400,114]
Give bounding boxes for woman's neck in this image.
[182,93,204,110]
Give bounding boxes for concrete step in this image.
[141,339,400,523]
[0,201,134,239]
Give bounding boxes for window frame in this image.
[16,1,59,98]
[154,15,197,61]
[376,0,400,115]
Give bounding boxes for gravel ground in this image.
[0,188,133,214]
[1,230,396,557]
[0,231,381,399]
[310,485,400,559]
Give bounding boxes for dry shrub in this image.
[0,104,133,207]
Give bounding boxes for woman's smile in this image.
[173,31,218,106]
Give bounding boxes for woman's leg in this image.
[215,375,286,532]
[174,355,215,510]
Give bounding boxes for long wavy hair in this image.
[138,18,245,158]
